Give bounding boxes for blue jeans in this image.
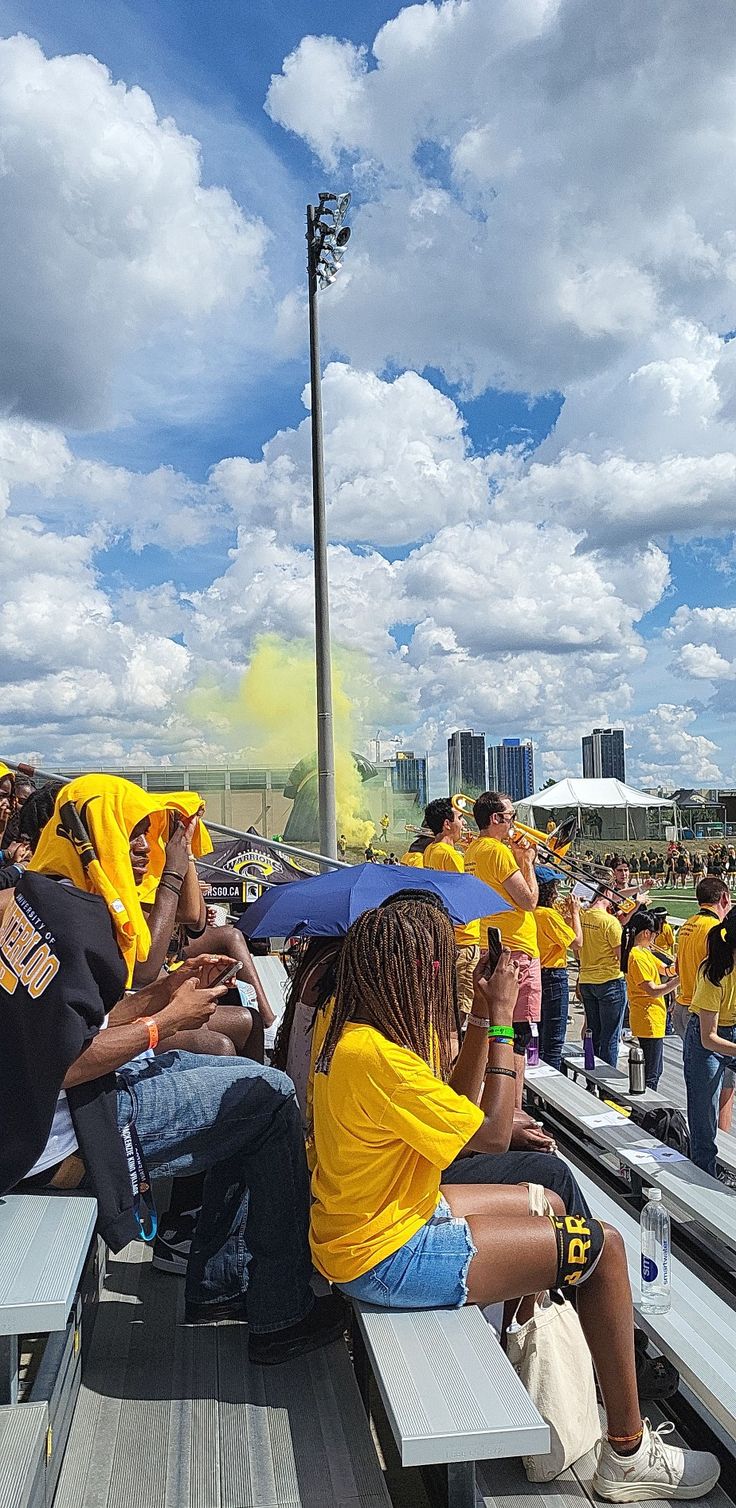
[683,1015,736,1176]
[540,967,569,1070]
[116,1051,314,1332]
[579,978,627,1067]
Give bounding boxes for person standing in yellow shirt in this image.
[674,876,733,1135]
[576,881,626,1067]
[464,790,539,1105]
[622,912,680,1089]
[534,871,582,1069]
[422,797,480,1018]
[684,908,736,1175]
[673,877,730,1037]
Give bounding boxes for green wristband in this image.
[487,1026,515,1040]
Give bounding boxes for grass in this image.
[644,886,700,920]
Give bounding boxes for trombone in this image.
[450,794,635,909]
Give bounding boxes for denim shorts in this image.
[336,1197,477,1309]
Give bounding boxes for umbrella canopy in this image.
[238,862,511,940]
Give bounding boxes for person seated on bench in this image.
[310,896,719,1501]
[0,774,345,1366]
[20,781,265,1064]
[131,802,274,1033]
[684,907,736,1177]
[622,911,680,1090]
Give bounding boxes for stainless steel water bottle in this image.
[628,1038,646,1095]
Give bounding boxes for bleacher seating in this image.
[351,1301,548,1508]
[525,1061,736,1259]
[563,1157,736,1452]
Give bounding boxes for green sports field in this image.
[645,887,699,920]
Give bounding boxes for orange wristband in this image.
[140,1016,159,1051]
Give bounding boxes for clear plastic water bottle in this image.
[526,1023,540,1066]
[640,1188,671,1313]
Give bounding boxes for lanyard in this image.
[120,1118,157,1242]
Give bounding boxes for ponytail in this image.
[702,909,736,987]
[621,910,657,974]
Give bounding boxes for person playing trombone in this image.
[464,791,540,1107]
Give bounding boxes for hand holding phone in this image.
[209,960,241,988]
[486,926,503,977]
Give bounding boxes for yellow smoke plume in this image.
[189,635,376,846]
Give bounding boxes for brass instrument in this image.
[450,793,632,907]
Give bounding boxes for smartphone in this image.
[210,961,240,988]
[486,926,503,976]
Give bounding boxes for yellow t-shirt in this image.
[463,836,538,958]
[422,839,480,948]
[400,850,424,868]
[654,921,675,957]
[627,945,666,1039]
[578,908,623,984]
[676,911,719,1006]
[535,906,575,970]
[690,969,736,1026]
[310,1023,483,1283]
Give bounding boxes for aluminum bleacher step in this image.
[54,1241,391,1508]
[0,1193,96,1404]
[0,1402,48,1508]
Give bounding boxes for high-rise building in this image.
[447,729,486,796]
[488,738,535,802]
[582,727,626,782]
[391,749,428,811]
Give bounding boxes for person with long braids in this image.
[684,907,736,1175]
[310,897,718,1501]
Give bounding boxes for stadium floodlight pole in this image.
[306,191,351,861]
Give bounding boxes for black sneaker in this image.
[152,1212,197,1276]
[248,1293,348,1366]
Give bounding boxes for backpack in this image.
[629,1105,691,1158]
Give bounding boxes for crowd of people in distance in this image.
[0,768,728,1498]
[583,842,736,890]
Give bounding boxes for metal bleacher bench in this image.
[561,1042,676,1109]
[564,1157,736,1452]
[524,1062,736,1260]
[351,1300,548,1508]
[563,1039,736,1180]
[0,1192,98,1508]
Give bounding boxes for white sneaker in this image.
[593,1420,720,1501]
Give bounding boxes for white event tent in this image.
[517,778,676,843]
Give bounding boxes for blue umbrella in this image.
[238,861,511,939]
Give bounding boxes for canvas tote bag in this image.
[505,1183,601,1481]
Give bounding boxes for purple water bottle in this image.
[526,1023,540,1066]
[584,1030,595,1070]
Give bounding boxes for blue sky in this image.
[0,0,733,788]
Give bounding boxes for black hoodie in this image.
[0,871,139,1249]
